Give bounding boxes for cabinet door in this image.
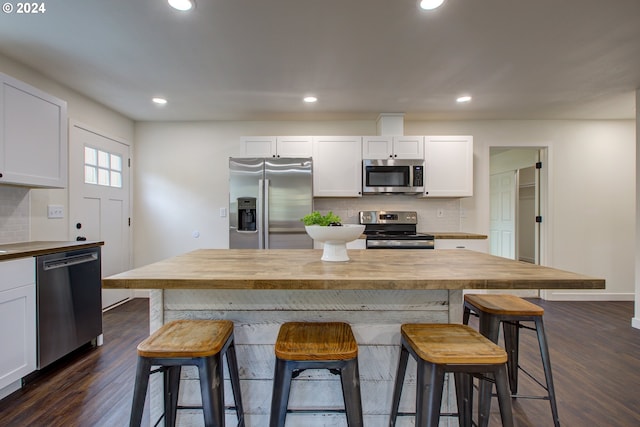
[276,136,313,157]
[240,136,276,157]
[0,258,36,390]
[424,136,473,197]
[393,136,424,159]
[362,136,393,159]
[0,73,68,188]
[313,136,362,197]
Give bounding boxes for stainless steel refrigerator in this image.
[229,157,313,249]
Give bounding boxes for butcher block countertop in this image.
[0,241,104,261]
[102,249,604,291]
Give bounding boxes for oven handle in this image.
[43,252,98,271]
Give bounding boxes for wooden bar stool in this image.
[463,294,560,427]
[390,324,514,427]
[129,319,244,427]
[269,322,363,427]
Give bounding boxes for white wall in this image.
[2,50,635,304]
[406,120,636,301]
[134,119,635,301]
[133,121,375,267]
[0,53,135,242]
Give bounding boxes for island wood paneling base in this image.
[102,249,604,426]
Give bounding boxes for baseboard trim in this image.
[0,379,21,400]
[542,291,635,301]
[633,317,640,330]
[133,290,150,298]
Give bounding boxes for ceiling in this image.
[1,0,639,122]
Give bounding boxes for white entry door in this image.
[69,122,131,309]
[490,171,516,259]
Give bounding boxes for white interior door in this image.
[69,123,131,309]
[490,171,516,259]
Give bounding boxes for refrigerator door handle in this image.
[264,178,270,249]
[258,179,264,248]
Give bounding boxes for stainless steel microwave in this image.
[362,159,425,194]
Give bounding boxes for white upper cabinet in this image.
[362,136,424,159]
[241,136,313,158]
[312,136,362,197]
[423,135,473,197]
[0,73,68,188]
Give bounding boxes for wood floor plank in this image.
[0,298,639,426]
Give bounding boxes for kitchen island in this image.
[103,249,604,427]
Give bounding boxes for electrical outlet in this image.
[437,209,444,218]
[47,204,64,219]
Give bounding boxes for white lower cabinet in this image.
[435,239,488,253]
[0,257,36,395]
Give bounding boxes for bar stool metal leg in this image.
[502,320,520,393]
[494,366,515,427]
[130,357,152,427]
[535,317,560,427]
[164,366,181,427]
[225,341,245,426]
[389,344,410,426]
[269,358,293,427]
[197,354,225,427]
[477,313,500,427]
[416,362,444,427]
[454,372,473,427]
[341,359,364,427]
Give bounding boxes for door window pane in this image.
[84,146,123,188]
[85,165,97,184]
[85,147,97,165]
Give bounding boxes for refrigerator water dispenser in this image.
[237,197,257,231]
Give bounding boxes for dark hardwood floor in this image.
[0,298,150,427]
[0,298,638,426]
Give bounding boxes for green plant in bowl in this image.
[301,211,342,226]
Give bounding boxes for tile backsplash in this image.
[313,195,461,231]
[0,186,30,244]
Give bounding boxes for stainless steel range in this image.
[359,211,434,249]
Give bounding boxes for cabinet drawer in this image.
[0,258,35,292]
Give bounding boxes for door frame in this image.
[489,146,551,297]
[68,120,134,307]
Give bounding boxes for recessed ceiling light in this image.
[419,0,445,10]
[152,97,168,105]
[456,95,472,103]
[168,0,195,11]
[303,96,318,103]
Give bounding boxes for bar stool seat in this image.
[390,324,514,427]
[269,322,363,427]
[463,294,560,427]
[129,319,244,427]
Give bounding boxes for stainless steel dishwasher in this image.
[35,247,102,369]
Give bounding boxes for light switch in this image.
[220,207,227,217]
[47,204,64,219]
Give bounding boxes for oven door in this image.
[362,160,423,194]
[366,238,435,249]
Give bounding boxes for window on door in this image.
[84,146,122,188]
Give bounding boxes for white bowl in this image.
[305,224,365,262]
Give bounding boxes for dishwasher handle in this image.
[43,252,99,271]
